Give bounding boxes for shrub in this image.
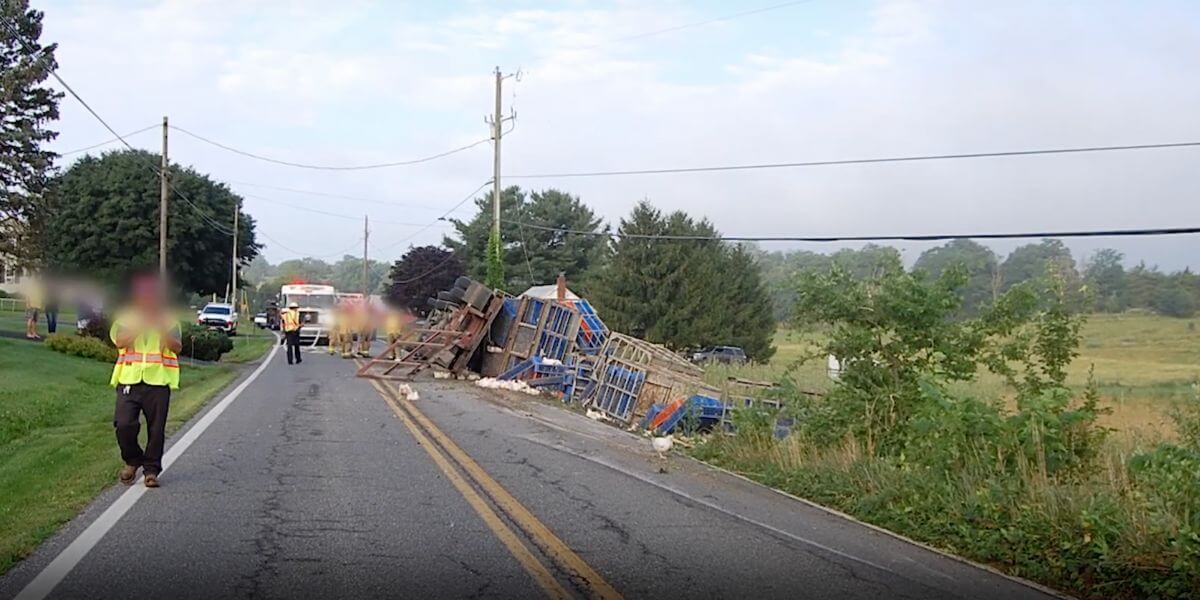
[44,333,118,363]
[77,314,114,346]
[180,323,233,361]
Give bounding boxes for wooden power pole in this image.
[230,200,239,305]
[362,215,369,297]
[159,116,169,282]
[491,67,502,243]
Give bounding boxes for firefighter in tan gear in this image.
[384,307,409,360]
[356,303,373,357]
[327,302,342,356]
[336,303,354,358]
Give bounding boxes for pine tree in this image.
[592,201,776,361]
[0,0,62,263]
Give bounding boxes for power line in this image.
[513,221,1200,243]
[171,124,492,171]
[240,193,427,226]
[506,140,1200,179]
[0,16,235,238]
[58,124,158,156]
[257,230,363,259]
[390,251,462,285]
[374,180,493,253]
[229,180,450,212]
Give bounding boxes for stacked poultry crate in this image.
[578,333,718,425]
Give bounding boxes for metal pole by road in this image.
[159,116,169,282]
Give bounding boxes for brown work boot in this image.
[143,473,160,488]
[118,464,139,486]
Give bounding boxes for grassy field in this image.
[709,312,1198,440]
[222,325,276,363]
[0,338,241,574]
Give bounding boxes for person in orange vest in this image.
[281,301,303,365]
[110,274,181,488]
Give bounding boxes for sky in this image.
[34,0,1200,271]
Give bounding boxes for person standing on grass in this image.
[44,283,59,334]
[24,282,42,340]
[110,274,181,489]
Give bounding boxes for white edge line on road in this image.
[510,408,1069,599]
[15,334,282,600]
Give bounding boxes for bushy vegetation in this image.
[179,323,233,361]
[694,263,1199,598]
[43,333,117,363]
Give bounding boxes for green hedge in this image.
[180,323,233,361]
[44,333,118,363]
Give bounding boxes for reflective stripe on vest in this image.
[109,315,182,389]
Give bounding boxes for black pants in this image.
[285,330,302,364]
[114,383,171,475]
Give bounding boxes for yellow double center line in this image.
[359,370,622,600]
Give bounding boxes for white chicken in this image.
[651,435,674,458]
[397,383,420,401]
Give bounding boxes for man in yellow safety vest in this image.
[281,301,302,365]
[109,274,182,489]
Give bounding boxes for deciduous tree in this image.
[44,150,259,295]
[386,245,464,315]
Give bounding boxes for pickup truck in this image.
[197,302,238,335]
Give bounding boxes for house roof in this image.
[519,284,579,301]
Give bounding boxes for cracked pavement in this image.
[0,347,1057,599]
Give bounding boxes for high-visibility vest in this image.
[109,313,181,390]
[281,309,301,332]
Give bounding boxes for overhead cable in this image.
[171,125,491,171]
[506,141,1200,179]
[0,17,235,237]
[58,124,158,156]
[374,180,493,253]
[513,221,1200,242]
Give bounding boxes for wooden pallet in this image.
[355,326,468,381]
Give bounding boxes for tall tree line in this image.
[760,239,1200,319]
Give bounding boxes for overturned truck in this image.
[358,277,768,434]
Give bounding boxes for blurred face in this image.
[131,276,162,313]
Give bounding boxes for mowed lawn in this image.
[710,312,1199,440]
[0,338,240,574]
[221,325,276,363]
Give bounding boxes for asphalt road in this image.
[0,343,1059,600]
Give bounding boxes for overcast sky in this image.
[36,0,1200,270]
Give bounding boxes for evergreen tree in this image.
[0,0,62,264]
[445,187,607,291]
[592,201,776,360]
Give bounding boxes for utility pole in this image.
[159,116,169,282]
[230,200,239,306]
[491,67,502,242]
[362,215,369,297]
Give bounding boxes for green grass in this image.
[0,309,77,337]
[0,338,240,574]
[221,326,275,363]
[713,313,1199,439]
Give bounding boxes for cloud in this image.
[37,0,1200,269]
